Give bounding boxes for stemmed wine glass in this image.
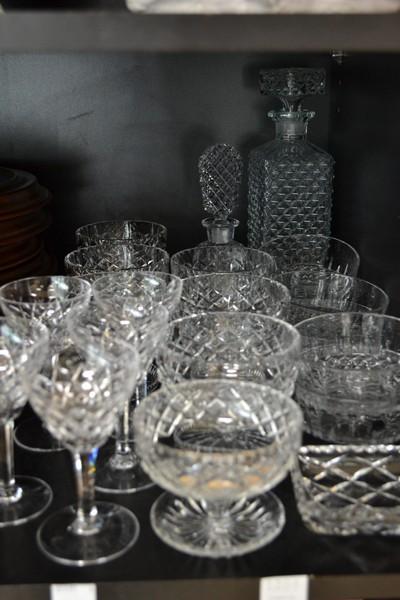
[31,320,140,566]
[0,276,91,452]
[92,272,173,493]
[0,318,51,526]
[76,219,167,249]
[65,241,169,282]
[134,379,303,557]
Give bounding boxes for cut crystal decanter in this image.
[198,143,243,247]
[247,68,334,252]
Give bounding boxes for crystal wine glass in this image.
[178,272,290,319]
[134,379,302,557]
[0,276,92,452]
[262,234,360,276]
[295,313,400,443]
[92,272,170,493]
[170,246,276,278]
[76,219,167,249]
[158,312,300,395]
[64,241,169,282]
[0,318,51,526]
[32,334,140,566]
[280,268,389,324]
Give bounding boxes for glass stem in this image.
[0,421,20,503]
[71,450,100,535]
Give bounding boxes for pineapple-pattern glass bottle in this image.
[247,68,334,256]
[198,143,243,247]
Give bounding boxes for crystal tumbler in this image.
[32,337,140,566]
[263,235,360,276]
[296,313,400,443]
[0,318,50,526]
[65,241,169,282]
[0,276,91,452]
[135,379,302,557]
[76,219,167,249]
[280,269,389,324]
[170,246,276,278]
[178,273,290,319]
[292,444,400,536]
[158,312,300,396]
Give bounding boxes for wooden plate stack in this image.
[0,167,55,285]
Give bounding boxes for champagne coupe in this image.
[134,380,302,557]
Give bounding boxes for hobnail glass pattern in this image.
[295,313,400,443]
[247,143,334,249]
[65,242,169,282]
[0,276,91,350]
[170,246,276,278]
[292,445,400,536]
[262,234,360,275]
[76,220,167,249]
[247,67,334,250]
[158,312,300,395]
[280,269,388,324]
[178,273,290,319]
[134,379,302,557]
[199,143,243,217]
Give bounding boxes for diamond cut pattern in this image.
[199,144,242,217]
[158,312,299,395]
[179,273,289,318]
[65,242,169,281]
[248,148,333,250]
[292,445,400,534]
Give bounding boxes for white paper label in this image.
[260,575,309,600]
[51,583,97,600]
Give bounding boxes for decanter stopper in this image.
[198,143,243,219]
[259,67,326,112]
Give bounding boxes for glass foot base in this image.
[151,491,285,558]
[14,417,65,453]
[0,476,52,527]
[95,447,154,494]
[37,501,140,566]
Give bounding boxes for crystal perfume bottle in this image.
[198,143,243,247]
[247,68,334,254]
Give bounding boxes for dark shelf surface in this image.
[1,12,400,51]
[2,413,400,593]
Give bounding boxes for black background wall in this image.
[0,52,397,313]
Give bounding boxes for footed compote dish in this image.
[178,272,290,319]
[134,379,302,558]
[158,312,300,396]
[64,241,169,282]
[76,219,168,249]
[170,246,276,278]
